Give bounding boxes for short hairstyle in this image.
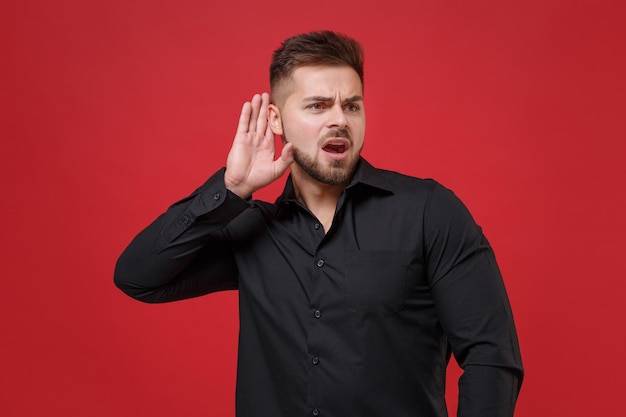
[269,31,364,102]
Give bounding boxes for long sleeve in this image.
[114,168,250,303]
[424,184,523,417]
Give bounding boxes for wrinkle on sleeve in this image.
[114,168,249,303]
[424,183,523,416]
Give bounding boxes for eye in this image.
[344,103,360,112]
[307,103,325,110]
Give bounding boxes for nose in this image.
[328,103,347,128]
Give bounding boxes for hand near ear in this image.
[224,93,294,199]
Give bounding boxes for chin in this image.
[295,153,358,186]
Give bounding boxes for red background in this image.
[1,1,625,416]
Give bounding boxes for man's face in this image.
[269,65,365,186]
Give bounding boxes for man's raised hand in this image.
[224,93,293,199]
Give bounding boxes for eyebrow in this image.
[302,95,363,103]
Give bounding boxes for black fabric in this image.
[115,158,523,417]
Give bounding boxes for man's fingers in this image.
[235,93,272,148]
[237,102,252,134]
[248,94,261,134]
[256,93,269,137]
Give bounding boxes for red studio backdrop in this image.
[1,1,625,416]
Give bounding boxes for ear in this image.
[268,104,283,135]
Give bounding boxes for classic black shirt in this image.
[115,159,523,417]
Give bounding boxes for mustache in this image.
[282,129,352,145]
[322,129,351,141]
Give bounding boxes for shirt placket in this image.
[306,218,331,417]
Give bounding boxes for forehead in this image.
[288,65,363,98]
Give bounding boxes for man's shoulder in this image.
[360,161,441,195]
[373,166,435,184]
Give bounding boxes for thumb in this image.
[274,142,294,177]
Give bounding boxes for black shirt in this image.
[115,159,523,417]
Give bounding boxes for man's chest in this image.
[230,201,430,321]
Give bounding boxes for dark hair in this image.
[269,31,364,99]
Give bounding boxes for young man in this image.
[115,31,523,417]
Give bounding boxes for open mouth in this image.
[322,143,347,153]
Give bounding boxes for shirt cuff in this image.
[153,168,251,252]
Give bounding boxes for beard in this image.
[287,129,360,186]
[292,149,358,186]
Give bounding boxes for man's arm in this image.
[425,183,523,417]
[113,170,249,303]
[114,93,294,303]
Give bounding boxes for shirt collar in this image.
[275,158,394,205]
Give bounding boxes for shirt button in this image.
[213,193,221,201]
[316,259,325,268]
[181,215,190,225]
[312,409,319,416]
[314,309,321,319]
[314,223,321,230]
[312,357,319,365]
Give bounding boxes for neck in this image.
[291,168,346,233]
